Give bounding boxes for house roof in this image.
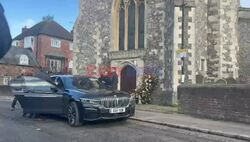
[13,20,73,41]
[239,7,250,20]
[0,46,39,67]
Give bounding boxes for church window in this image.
[114,0,145,51]
[119,0,125,51]
[138,1,145,49]
[128,0,136,50]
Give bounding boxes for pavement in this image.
[131,108,250,141]
[0,97,246,142]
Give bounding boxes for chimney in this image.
[22,26,29,33]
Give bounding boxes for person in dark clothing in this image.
[111,71,118,90]
[10,71,25,111]
[0,3,12,59]
[98,71,118,90]
[11,97,18,111]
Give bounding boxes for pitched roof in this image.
[14,20,73,41]
[239,7,250,19]
[0,46,39,67]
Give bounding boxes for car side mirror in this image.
[54,81,59,86]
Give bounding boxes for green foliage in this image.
[134,76,159,104]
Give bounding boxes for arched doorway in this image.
[121,65,136,93]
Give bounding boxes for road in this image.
[0,100,246,142]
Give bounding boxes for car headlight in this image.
[80,98,101,107]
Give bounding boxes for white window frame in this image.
[12,40,20,47]
[69,60,73,69]
[24,36,35,48]
[19,54,29,65]
[51,39,61,48]
[3,76,12,85]
[69,42,73,51]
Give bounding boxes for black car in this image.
[10,75,135,127]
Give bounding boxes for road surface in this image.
[0,100,245,142]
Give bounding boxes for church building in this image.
[73,0,240,105]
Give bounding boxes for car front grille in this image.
[100,97,130,108]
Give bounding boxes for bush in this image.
[134,76,158,104]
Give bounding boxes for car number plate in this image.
[109,108,126,114]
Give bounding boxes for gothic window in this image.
[128,0,136,50]
[119,0,125,51]
[138,1,145,49]
[115,0,145,51]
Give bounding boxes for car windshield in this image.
[64,76,102,90]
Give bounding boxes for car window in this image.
[9,77,25,91]
[64,76,102,90]
[24,77,56,93]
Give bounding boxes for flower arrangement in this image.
[134,75,159,104]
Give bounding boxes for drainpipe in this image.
[181,0,187,84]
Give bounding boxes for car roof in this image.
[51,75,74,78]
[51,75,97,80]
[22,76,43,81]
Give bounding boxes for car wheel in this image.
[67,102,81,127]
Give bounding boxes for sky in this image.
[0,0,250,38]
[0,0,79,37]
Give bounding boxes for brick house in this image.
[12,18,73,74]
[0,46,39,85]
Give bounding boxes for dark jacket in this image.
[0,4,11,59]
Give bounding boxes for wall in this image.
[194,0,208,76]
[238,8,250,84]
[207,0,239,80]
[178,85,250,123]
[0,64,38,85]
[73,0,112,75]
[144,0,175,105]
[172,4,196,103]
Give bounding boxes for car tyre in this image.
[67,102,81,127]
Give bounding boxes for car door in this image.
[21,77,64,114]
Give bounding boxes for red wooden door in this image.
[121,65,136,93]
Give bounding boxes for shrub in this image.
[134,76,159,104]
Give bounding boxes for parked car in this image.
[9,75,135,127]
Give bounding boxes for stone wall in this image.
[73,0,112,75]
[195,0,208,76]
[178,85,250,123]
[207,0,239,80]
[144,0,175,105]
[172,3,196,104]
[238,8,250,84]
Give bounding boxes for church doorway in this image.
[120,65,136,93]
